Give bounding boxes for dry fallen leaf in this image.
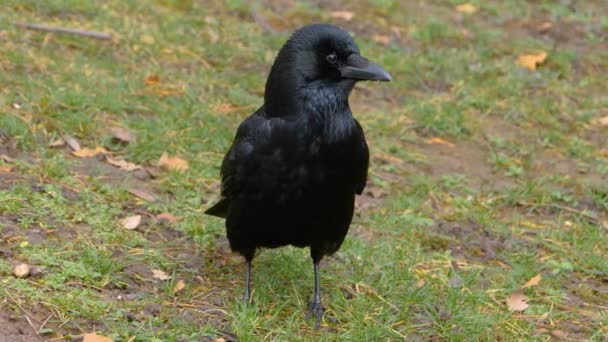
[329,11,355,21]
[506,291,529,311]
[212,103,255,114]
[62,134,81,151]
[372,34,390,45]
[152,269,170,280]
[517,51,548,71]
[13,263,31,278]
[121,215,142,230]
[425,137,455,147]
[522,274,542,289]
[0,165,13,173]
[591,115,608,127]
[455,3,478,14]
[48,138,66,147]
[173,279,186,293]
[83,333,114,342]
[537,22,553,33]
[128,188,158,202]
[106,156,142,171]
[551,330,568,339]
[158,152,188,172]
[109,126,134,143]
[214,338,226,342]
[141,34,155,45]
[144,74,160,86]
[72,146,109,158]
[156,212,177,223]
[416,279,426,288]
[0,154,15,163]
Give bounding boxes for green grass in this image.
[1,0,608,340]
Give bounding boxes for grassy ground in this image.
[1,0,607,340]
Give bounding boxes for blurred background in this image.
[1,1,607,341]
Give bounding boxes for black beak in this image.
[340,54,392,82]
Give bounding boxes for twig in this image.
[250,8,276,33]
[14,22,112,40]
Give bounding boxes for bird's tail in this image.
[204,198,230,218]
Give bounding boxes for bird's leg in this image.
[306,259,324,329]
[242,259,252,302]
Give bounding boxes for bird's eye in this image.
[326,52,338,64]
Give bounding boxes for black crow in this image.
[206,23,391,328]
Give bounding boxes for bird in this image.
[205,23,391,329]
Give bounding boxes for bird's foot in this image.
[306,300,324,330]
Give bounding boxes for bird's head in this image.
[265,24,391,117]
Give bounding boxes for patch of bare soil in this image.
[0,310,40,342]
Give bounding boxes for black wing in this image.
[354,119,369,195]
[205,108,269,218]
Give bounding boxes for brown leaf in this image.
[521,274,541,289]
[214,338,226,342]
[551,330,569,339]
[109,126,134,143]
[173,279,186,293]
[152,269,170,280]
[537,22,553,33]
[158,152,188,172]
[144,74,160,86]
[121,215,142,230]
[416,279,426,288]
[0,165,13,173]
[156,212,177,223]
[106,156,142,171]
[506,291,529,311]
[62,134,81,151]
[48,138,66,147]
[591,115,608,127]
[13,263,31,278]
[329,11,355,21]
[455,3,478,14]
[83,333,114,342]
[72,146,109,158]
[517,51,548,71]
[372,34,390,45]
[128,188,158,202]
[425,137,455,147]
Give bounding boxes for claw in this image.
[306,300,324,329]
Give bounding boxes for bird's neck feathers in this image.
[264,45,356,142]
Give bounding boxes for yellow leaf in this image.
[173,279,186,293]
[83,333,114,342]
[329,11,355,21]
[522,274,541,289]
[517,52,548,71]
[141,34,155,45]
[121,215,142,230]
[455,3,478,14]
[425,137,455,147]
[72,146,109,158]
[158,152,189,172]
[506,291,529,311]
